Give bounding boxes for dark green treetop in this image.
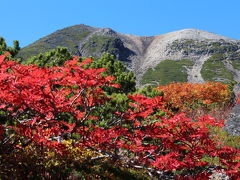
[0,37,20,57]
[24,47,72,67]
[87,53,136,94]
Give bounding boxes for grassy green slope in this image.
[141,59,194,85]
[230,59,240,70]
[201,54,234,82]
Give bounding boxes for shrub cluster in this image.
[157,82,232,113]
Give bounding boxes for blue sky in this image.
[1,0,239,47]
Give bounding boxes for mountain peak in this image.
[161,29,233,41]
[94,28,118,37]
[61,24,98,32]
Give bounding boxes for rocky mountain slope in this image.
[18,24,240,86]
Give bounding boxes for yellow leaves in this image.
[62,140,101,160]
[2,140,103,175]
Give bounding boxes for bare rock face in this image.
[117,29,240,85]
[225,104,240,136]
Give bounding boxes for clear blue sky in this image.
[1,0,239,47]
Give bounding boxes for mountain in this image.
[18,24,240,87]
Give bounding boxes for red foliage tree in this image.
[0,53,239,179]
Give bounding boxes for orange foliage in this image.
[157,82,232,112]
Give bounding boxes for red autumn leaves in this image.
[0,53,239,178]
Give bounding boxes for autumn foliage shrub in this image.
[157,82,232,113]
[0,53,239,179]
